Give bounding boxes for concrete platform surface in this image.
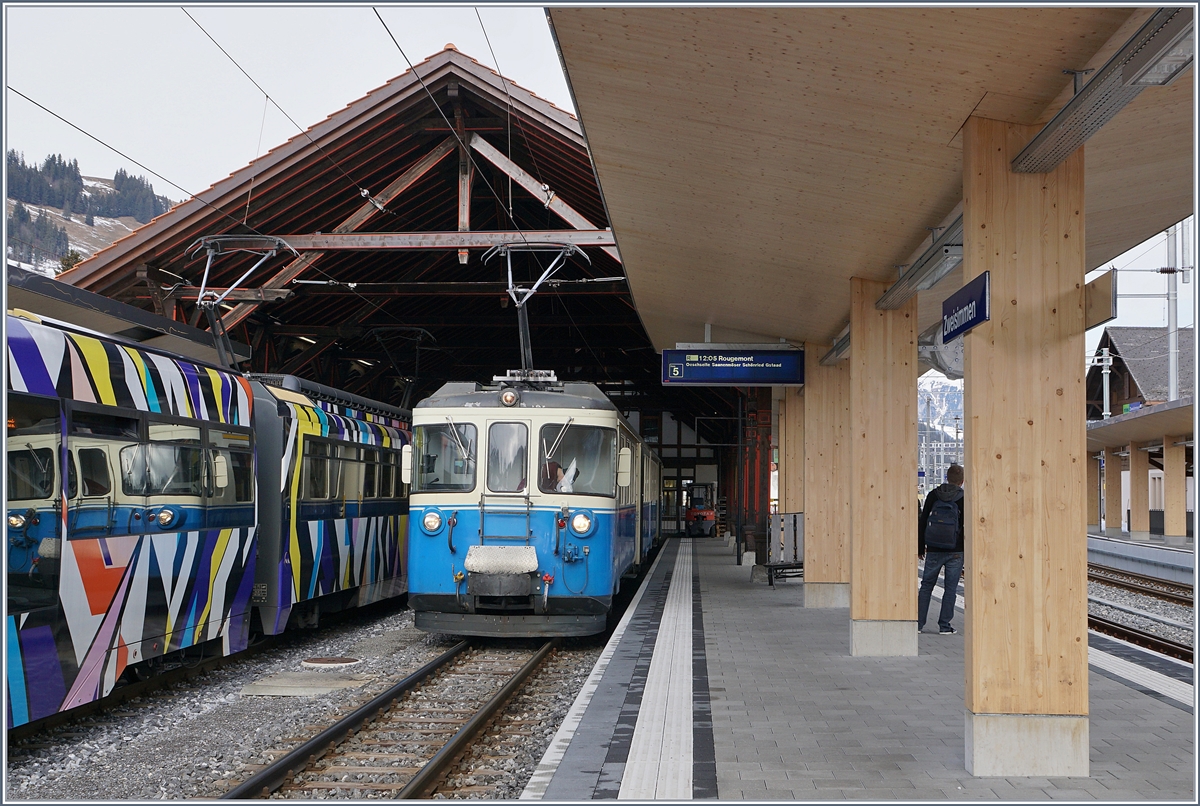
[523,536,1195,801]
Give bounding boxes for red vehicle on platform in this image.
[685,482,717,537]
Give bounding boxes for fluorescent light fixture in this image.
[357,359,374,367]
[876,216,964,309]
[298,336,317,344]
[1013,8,1193,173]
[819,324,851,365]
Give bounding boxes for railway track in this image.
[1088,614,1193,664]
[1088,564,1193,607]
[222,639,558,799]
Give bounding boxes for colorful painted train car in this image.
[5,311,409,728]
[404,370,663,637]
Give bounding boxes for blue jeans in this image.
[918,551,964,631]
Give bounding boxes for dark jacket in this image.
[918,483,965,554]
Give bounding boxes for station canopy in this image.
[58,46,739,426]
[546,6,1194,354]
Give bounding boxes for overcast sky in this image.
[3,3,1193,351]
[4,4,572,196]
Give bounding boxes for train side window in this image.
[303,440,330,500]
[362,449,379,499]
[67,453,78,499]
[71,410,138,439]
[380,451,396,498]
[7,446,55,500]
[79,448,111,496]
[208,428,254,503]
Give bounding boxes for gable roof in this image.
[1096,326,1195,404]
[52,46,740,430]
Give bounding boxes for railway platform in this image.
[521,536,1194,800]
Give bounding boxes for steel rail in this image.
[397,639,558,798]
[1088,563,1193,607]
[1088,614,1193,664]
[221,640,470,799]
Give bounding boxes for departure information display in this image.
[661,349,804,385]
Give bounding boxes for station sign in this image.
[662,349,804,386]
[942,271,990,341]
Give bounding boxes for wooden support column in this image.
[1129,440,1151,539]
[1087,451,1101,532]
[780,387,805,513]
[1162,435,1187,543]
[849,277,917,654]
[1104,446,1125,536]
[802,344,850,608]
[962,116,1087,777]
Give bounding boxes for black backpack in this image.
[925,491,961,550]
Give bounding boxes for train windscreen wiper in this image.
[545,418,574,459]
[444,417,474,464]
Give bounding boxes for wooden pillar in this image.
[961,116,1088,776]
[802,344,850,607]
[1163,435,1187,542]
[849,277,918,655]
[1104,446,1124,536]
[1087,451,1101,531]
[1129,440,1151,539]
[780,387,805,512]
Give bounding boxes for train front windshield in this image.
[414,422,478,492]
[537,424,616,496]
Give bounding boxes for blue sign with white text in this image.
[942,271,990,341]
[662,349,804,386]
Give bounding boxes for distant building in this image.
[1086,326,1194,420]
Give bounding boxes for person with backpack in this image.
[918,463,965,634]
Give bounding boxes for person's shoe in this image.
[939,627,957,634]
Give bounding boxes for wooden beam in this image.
[281,336,337,375]
[468,133,621,264]
[1087,452,1101,529]
[159,287,294,303]
[1129,439,1151,534]
[275,230,617,250]
[221,137,458,330]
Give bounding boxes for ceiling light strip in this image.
[1012,7,1193,174]
[875,215,964,310]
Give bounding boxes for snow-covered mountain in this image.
[6,175,163,276]
[918,371,963,442]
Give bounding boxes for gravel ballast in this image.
[6,603,601,801]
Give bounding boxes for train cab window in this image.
[538,424,617,497]
[487,422,528,493]
[414,422,477,492]
[79,448,112,496]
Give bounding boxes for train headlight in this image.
[8,513,26,529]
[499,388,519,407]
[422,511,443,532]
[156,509,176,527]
[570,512,592,535]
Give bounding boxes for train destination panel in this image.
[661,349,804,385]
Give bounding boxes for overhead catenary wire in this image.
[4,88,422,339]
[181,7,380,209]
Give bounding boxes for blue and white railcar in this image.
[405,371,661,637]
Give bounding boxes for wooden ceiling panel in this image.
[549,6,1189,352]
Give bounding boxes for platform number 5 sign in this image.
[669,363,683,378]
